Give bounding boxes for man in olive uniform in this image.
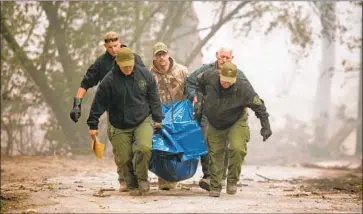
[149,42,189,190]
[197,62,272,197]
[87,47,164,196]
[186,45,249,191]
[70,32,145,192]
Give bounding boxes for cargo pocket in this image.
[107,123,115,141]
[238,116,250,143]
[240,126,250,143]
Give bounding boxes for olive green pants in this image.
[107,121,126,184]
[207,114,249,191]
[108,116,153,188]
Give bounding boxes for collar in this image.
[113,64,136,78]
[105,50,114,60]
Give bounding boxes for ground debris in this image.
[287,193,310,197]
[93,188,115,197]
[181,184,192,190]
[283,188,295,192]
[300,173,362,200]
[23,208,37,213]
[0,195,15,200]
[93,192,110,197]
[255,173,288,182]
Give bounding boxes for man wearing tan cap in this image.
[196,61,272,197]
[149,42,189,190]
[87,47,164,196]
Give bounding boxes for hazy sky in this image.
[193,2,361,128]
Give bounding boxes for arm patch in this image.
[252,96,262,105]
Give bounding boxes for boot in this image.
[199,177,210,191]
[209,189,220,197]
[129,188,142,196]
[139,180,150,193]
[226,183,237,195]
[119,181,129,192]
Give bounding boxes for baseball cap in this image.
[153,42,168,55]
[116,47,135,67]
[220,62,237,84]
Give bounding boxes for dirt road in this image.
[1,156,362,213]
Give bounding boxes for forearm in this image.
[80,63,101,91]
[148,80,164,122]
[75,88,87,99]
[186,76,199,98]
[149,96,164,122]
[247,96,269,119]
[151,106,163,122]
[87,102,106,129]
[87,84,109,129]
[87,110,103,130]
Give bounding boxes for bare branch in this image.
[162,2,189,44]
[41,2,75,86]
[155,3,176,42]
[129,4,163,47]
[134,2,141,53]
[184,1,251,66]
[308,1,321,17]
[1,16,78,147]
[21,11,43,48]
[219,1,228,21]
[39,26,53,73]
[169,26,213,43]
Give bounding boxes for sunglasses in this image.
[104,37,119,43]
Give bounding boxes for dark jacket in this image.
[197,71,269,130]
[87,64,164,130]
[186,61,249,100]
[80,45,145,90]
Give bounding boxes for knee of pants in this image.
[136,144,152,153]
[229,143,247,157]
[209,147,225,157]
[117,153,133,166]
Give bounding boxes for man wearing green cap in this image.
[149,42,189,190]
[70,32,146,193]
[197,61,272,197]
[87,47,164,196]
[186,45,249,191]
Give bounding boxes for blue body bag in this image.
[149,99,208,182]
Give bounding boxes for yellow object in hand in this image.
[91,135,105,159]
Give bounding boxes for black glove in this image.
[153,127,162,134]
[70,97,82,123]
[260,117,272,142]
[193,101,202,123]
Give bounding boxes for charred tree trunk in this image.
[313,2,336,146]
